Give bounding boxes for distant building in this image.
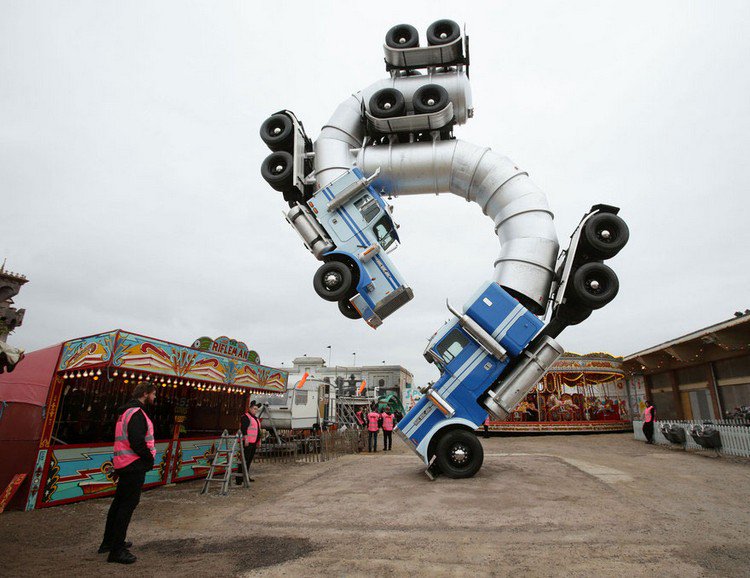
[623,311,750,421]
[287,356,414,406]
[0,260,28,343]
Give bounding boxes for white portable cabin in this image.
[253,377,333,430]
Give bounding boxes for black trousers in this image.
[102,469,146,552]
[368,430,378,452]
[643,421,654,443]
[383,430,392,450]
[237,444,257,484]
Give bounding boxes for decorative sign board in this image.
[192,336,260,364]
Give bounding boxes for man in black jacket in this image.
[99,381,157,564]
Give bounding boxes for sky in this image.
[2,1,749,388]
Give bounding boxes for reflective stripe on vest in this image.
[381,412,394,431]
[113,407,156,470]
[367,412,380,432]
[244,413,259,445]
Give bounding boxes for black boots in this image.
[107,548,137,564]
[98,540,132,554]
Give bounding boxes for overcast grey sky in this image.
[2,1,749,387]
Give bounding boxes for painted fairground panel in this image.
[113,331,286,391]
[58,331,117,372]
[171,437,226,482]
[37,441,171,508]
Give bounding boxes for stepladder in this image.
[200,429,250,495]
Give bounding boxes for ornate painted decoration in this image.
[58,331,116,371]
[58,330,286,392]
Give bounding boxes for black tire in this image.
[313,261,353,302]
[261,151,294,191]
[569,262,619,310]
[581,213,630,260]
[338,298,362,320]
[558,304,592,326]
[385,24,419,49]
[369,88,406,118]
[259,114,294,151]
[426,19,461,46]
[434,429,483,479]
[412,84,450,115]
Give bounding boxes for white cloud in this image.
[2,0,749,388]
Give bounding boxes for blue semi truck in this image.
[397,204,629,479]
[397,282,564,478]
[259,20,631,477]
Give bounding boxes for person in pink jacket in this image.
[381,407,395,451]
[642,400,656,444]
[367,406,381,452]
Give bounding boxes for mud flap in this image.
[424,455,439,481]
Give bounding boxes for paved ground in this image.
[2,433,749,577]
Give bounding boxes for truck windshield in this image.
[354,193,380,223]
[436,328,470,364]
[373,216,396,250]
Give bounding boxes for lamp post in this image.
[352,352,356,368]
[326,345,331,367]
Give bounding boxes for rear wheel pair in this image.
[384,20,461,49]
[368,85,450,119]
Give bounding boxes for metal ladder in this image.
[200,429,249,495]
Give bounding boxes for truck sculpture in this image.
[260,20,629,478]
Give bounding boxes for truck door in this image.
[434,327,475,377]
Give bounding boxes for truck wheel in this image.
[261,151,294,191]
[435,429,484,479]
[581,213,630,260]
[313,262,353,302]
[369,88,406,119]
[426,19,461,46]
[385,24,419,49]
[260,114,294,151]
[412,84,450,115]
[557,303,592,326]
[569,262,619,310]
[338,299,362,320]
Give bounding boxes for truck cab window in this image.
[436,329,470,364]
[294,390,308,405]
[374,216,396,250]
[355,194,380,223]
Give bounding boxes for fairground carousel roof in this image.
[548,352,625,384]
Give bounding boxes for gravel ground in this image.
[1,433,749,577]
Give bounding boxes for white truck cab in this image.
[287,168,413,328]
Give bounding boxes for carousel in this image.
[490,352,631,433]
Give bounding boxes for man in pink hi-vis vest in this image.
[381,407,395,451]
[237,401,262,484]
[367,405,381,452]
[99,381,157,565]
